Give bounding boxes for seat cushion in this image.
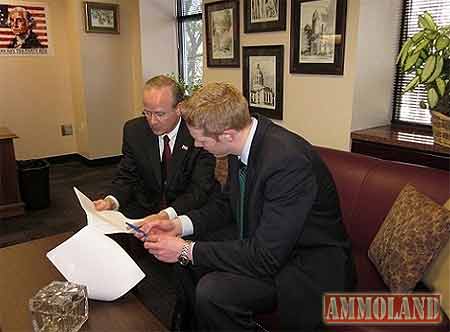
[423,198,450,320]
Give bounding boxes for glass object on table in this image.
[29,281,88,332]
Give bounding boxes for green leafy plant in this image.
[397,12,450,116]
[167,73,202,98]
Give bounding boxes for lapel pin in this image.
[182,145,189,151]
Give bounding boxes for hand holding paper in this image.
[73,187,144,234]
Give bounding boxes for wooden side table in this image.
[351,125,450,171]
[0,127,24,218]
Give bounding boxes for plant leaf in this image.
[436,78,446,96]
[420,55,436,82]
[425,56,444,83]
[397,38,413,64]
[404,51,422,71]
[422,12,437,30]
[436,35,450,51]
[411,38,430,55]
[425,30,438,40]
[428,87,439,109]
[404,75,421,93]
[419,16,432,30]
[411,31,425,43]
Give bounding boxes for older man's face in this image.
[9,11,29,36]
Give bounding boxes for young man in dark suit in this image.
[139,82,355,331]
[94,75,217,222]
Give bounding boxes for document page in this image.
[46,188,148,301]
[47,226,145,301]
[73,187,144,234]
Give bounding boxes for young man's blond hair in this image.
[180,82,251,137]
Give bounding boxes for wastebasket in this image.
[17,159,50,209]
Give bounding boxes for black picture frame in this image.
[244,0,287,33]
[205,0,240,67]
[243,45,284,120]
[84,2,120,34]
[289,0,347,75]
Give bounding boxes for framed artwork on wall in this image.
[0,2,52,56]
[84,2,120,34]
[289,0,347,75]
[243,45,284,120]
[244,0,287,33]
[205,0,240,67]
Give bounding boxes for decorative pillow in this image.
[423,198,450,319]
[368,184,450,291]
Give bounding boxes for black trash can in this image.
[17,159,50,210]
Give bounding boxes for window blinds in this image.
[392,0,450,126]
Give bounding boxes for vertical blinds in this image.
[392,0,450,126]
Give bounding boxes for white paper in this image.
[73,187,144,234]
[46,187,149,301]
[47,226,145,301]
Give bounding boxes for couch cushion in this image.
[368,184,450,291]
[423,198,450,319]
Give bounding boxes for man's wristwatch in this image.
[178,240,192,266]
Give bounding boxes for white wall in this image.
[351,0,402,131]
[139,0,178,81]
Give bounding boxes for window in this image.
[392,0,450,126]
[176,0,203,87]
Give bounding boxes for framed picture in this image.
[205,0,240,67]
[243,45,284,120]
[244,0,287,33]
[289,0,347,75]
[84,2,120,34]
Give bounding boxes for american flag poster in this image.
[0,2,51,56]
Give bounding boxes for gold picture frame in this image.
[84,2,120,34]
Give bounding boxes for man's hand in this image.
[144,235,188,263]
[93,197,114,211]
[135,217,182,241]
[134,211,170,227]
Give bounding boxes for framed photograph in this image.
[244,0,287,33]
[205,0,240,67]
[289,0,347,75]
[243,45,284,120]
[84,2,120,34]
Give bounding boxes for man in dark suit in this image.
[94,74,217,224]
[140,82,355,331]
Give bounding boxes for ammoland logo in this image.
[323,293,441,325]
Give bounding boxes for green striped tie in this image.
[238,162,247,239]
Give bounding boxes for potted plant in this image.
[397,11,450,147]
[167,73,202,98]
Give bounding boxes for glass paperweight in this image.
[29,281,88,332]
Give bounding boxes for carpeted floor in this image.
[0,161,116,248]
[0,160,176,328]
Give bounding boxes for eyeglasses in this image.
[142,108,173,120]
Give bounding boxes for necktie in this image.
[237,161,247,239]
[162,135,172,180]
[160,135,172,208]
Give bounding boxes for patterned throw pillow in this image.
[368,184,450,291]
[423,198,450,319]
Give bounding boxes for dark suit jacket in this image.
[110,117,217,218]
[187,115,355,329]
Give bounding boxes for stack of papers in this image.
[47,187,146,301]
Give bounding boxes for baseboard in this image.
[46,154,121,166]
[79,154,122,166]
